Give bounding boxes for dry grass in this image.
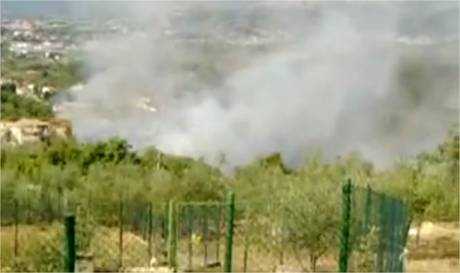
[407,258,459,272]
[89,226,157,271]
[176,233,338,272]
[1,222,458,272]
[0,224,156,272]
[0,223,64,272]
[406,222,460,272]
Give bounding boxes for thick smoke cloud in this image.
[57,2,459,171]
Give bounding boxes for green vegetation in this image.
[374,128,459,222]
[1,138,224,213]
[1,131,457,221]
[0,224,64,272]
[1,52,84,91]
[0,129,458,271]
[1,83,54,119]
[1,40,82,120]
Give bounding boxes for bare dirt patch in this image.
[407,222,459,272]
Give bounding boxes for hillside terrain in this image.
[0,2,458,272]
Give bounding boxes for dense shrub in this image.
[1,132,458,223]
[1,83,54,119]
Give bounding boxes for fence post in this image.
[363,184,372,233]
[14,200,19,259]
[167,200,177,271]
[176,205,181,269]
[148,202,153,261]
[377,194,388,271]
[243,241,249,272]
[279,209,285,266]
[118,198,124,270]
[224,191,235,272]
[215,205,221,262]
[387,200,398,271]
[162,203,168,257]
[203,207,209,267]
[187,205,193,270]
[339,179,352,272]
[65,215,76,272]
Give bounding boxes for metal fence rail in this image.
[1,182,410,272]
[0,200,66,272]
[339,179,411,272]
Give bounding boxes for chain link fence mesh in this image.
[1,182,411,272]
[175,202,226,272]
[1,199,66,272]
[344,183,411,272]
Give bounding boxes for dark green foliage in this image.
[257,153,292,174]
[79,138,138,173]
[1,83,54,119]
[1,138,226,224]
[39,60,85,90]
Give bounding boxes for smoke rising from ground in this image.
[57,2,459,171]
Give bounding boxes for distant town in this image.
[1,17,135,96]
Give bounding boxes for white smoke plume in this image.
[56,1,459,171]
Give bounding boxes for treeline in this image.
[1,131,458,224]
[1,138,224,215]
[1,132,458,271]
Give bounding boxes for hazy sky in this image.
[1,1,155,20]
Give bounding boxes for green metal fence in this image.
[1,182,411,272]
[0,199,67,272]
[167,191,235,272]
[75,200,169,272]
[339,179,411,272]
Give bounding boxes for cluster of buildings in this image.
[0,78,56,100]
[1,18,78,59]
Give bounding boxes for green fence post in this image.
[14,200,19,259]
[387,200,398,271]
[339,179,352,272]
[65,215,76,272]
[167,200,177,271]
[215,205,221,262]
[377,194,388,271]
[224,191,235,272]
[203,207,209,267]
[175,204,181,269]
[187,205,194,271]
[118,198,124,270]
[363,184,372,233]
[148,202,153,261]
[162,203,168,257]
